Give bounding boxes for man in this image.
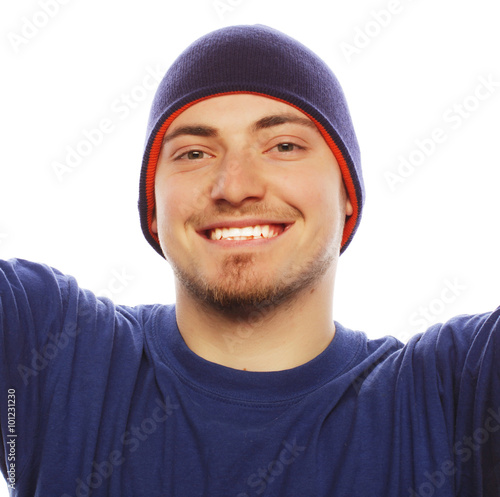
[1,24,499,497]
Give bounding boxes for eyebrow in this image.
[162,125,218,144]
[251,114,318,133]
[161,113,318,145]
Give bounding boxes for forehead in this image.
[166,93,316,129]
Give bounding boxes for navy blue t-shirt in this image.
[0,259,499,496]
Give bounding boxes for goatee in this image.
[171,247,335,318]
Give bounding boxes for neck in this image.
[174,266,338,372]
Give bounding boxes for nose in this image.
[210,149,266,206]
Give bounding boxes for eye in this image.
[267,142,306,155]
[174,150,212,160]
[276,143,298,152]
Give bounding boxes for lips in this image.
[196,217,293,242]
[207,224,285,241]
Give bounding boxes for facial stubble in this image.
[169,235,338,317]
[162,189,347,316]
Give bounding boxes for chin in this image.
[172,249,336,317]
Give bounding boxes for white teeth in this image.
[209,224,280,241]
[240,227,255,237]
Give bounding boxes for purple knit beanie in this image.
[139,24,364,256]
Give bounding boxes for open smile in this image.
[207,224,285,241]
[198,221,294,243]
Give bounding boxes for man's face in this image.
[152,94,352,312]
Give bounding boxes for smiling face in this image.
[152,94,352,313]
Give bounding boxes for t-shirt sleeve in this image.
[409,308,500,493]
[0,258,145,495]
[0,258,94,488]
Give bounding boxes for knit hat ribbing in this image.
[139,24,364,256]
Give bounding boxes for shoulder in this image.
[339,309,500,396]
[404,308,500,374]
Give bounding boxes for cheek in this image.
[156,167,215,220]
[154,183,174,227]
[154,178,187,245]
[281,166,345,252]
[154,173,213,250]
[281,168,340,219]
[155,176,189,219]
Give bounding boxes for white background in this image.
[1,0,499,494]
